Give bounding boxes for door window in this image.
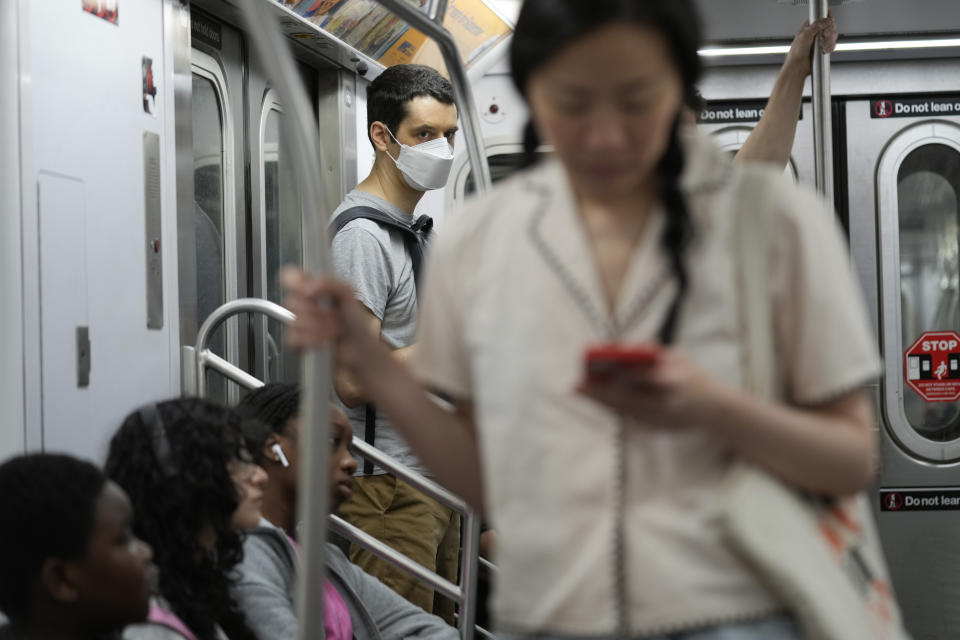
[261,105,302,383]
[464,152,540,196]
[897,144,960,441]
[192,72,228,401]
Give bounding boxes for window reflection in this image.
[465,152,542,196]
[192,74,227,401]
[898,144,960,441]
[263,109,302,383]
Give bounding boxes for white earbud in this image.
[271,443,290,468]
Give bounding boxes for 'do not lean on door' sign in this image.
[904,331,960,402]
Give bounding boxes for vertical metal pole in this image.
[458,511,481,637]
[810,0,834,202]
[235,2,333,640]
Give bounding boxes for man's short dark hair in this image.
[0,454,106,622]
[366,64,455,143]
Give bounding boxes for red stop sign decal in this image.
[904,331,960,402]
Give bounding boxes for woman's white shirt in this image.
[411,132,881,636]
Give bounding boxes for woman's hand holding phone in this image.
[584,344,663,384]
[578,343,726,429]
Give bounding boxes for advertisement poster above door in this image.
[277,0,512,70]
[904,330,960,402]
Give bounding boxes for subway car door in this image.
[247,63,318,386]
[846,95,960,640]
[248,61,353,385]
[696,100,815,184]
[182,11,248,403]
[250,85,301,385]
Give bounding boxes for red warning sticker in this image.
[82,0,119,25]
[904,331,960,402]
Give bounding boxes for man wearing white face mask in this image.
[329,64,460,622]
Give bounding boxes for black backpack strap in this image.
[363,403,376,476]
[330,205,400,237]
[331,206,432,473]
[330,207,391,467]
[330,206,432,289]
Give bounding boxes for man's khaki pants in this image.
[338,474,461,622]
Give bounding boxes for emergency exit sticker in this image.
[904,331,960,402]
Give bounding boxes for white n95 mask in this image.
[386,129,455,191]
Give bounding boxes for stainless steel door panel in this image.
[846,97,960,640]
[181,13,247,403]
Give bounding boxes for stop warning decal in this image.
[905,331,960,402]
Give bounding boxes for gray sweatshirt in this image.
[233,520,459,640]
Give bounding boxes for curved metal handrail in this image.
[194,298,295,397]
[192,296,490,638]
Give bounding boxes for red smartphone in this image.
[584,344,662,383]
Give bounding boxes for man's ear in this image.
[368,121,393,153]
[40,558,81,606]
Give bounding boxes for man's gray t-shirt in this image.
[330,189,428,477]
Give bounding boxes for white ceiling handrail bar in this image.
[698,36,960,58]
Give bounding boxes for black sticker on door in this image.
[192,13,222,50]
[698,101,802,124]
[880,488,960,511]
[871,97,960,119]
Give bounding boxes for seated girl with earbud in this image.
[233,383,458,640]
